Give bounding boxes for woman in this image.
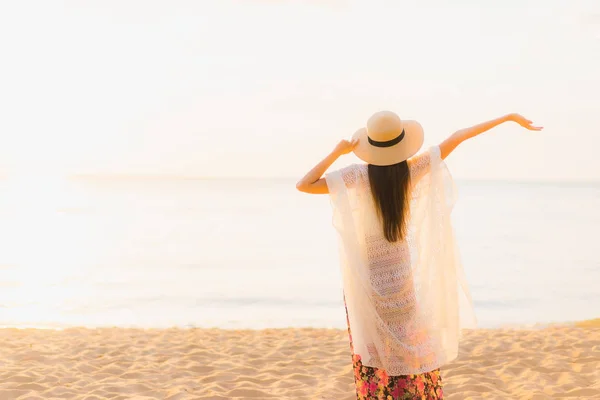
[296,111,542,400]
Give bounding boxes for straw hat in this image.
[352,111,424,166]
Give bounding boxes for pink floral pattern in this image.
[345,297,444,399]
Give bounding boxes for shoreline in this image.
[2,317,599,332]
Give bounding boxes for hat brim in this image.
[352,120,424,166]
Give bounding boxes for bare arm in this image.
[296,139,358,194]
[439,113,543,160]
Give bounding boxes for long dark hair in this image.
[368,161,411,242]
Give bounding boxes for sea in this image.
[0,177,598,330]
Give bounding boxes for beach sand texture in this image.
[1,321,598,399]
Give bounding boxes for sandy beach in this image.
[0,321,598,400]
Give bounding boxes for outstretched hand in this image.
[508,113,543,131]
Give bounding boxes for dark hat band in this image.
[367,129,405,148]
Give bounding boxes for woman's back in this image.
[338,150,433,286]
[332,151,436,349]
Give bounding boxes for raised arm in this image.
[439,113,542,160]
[296,139,358,194]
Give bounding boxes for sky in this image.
[0,0,599,181]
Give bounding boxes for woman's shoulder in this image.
[408,146,440,181]
[338,163,368,187]
[337,163,367,175]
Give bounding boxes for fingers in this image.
[526,124,543,130]
[520,119,543,131]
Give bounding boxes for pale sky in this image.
[0,0,598,181]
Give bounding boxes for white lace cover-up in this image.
[326,145,477,376]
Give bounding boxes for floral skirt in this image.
[344,297,444,400]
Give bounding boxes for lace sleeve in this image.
[339,164,358,188]
[409,146,438,184]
